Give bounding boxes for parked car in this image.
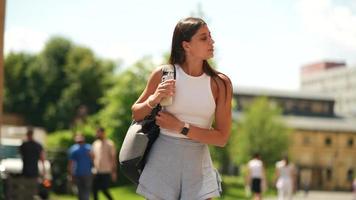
[0,128,52,200]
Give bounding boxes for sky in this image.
[5,0,356,90]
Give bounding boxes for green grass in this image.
[51,185,143,200]
[51,176,276,200]
[221,176,250,200]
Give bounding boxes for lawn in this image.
[51,185,143,200]
[51,176,276,200]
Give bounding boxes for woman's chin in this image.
[206,53,214,59]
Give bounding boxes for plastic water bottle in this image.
[160,69,174,106]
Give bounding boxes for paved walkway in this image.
[264,191,355,200]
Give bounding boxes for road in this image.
[264,190,354,200]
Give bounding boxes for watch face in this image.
[181,127,189,135]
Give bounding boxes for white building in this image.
[300,61,356,118]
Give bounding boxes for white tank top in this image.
[160,64,216,138]
[276,161,292,180]
[248,159,263,178]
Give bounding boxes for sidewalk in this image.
[264,190,354,200]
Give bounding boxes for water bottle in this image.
[160,69,174,106]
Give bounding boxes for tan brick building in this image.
[234,87,356,190]
[285,116,356,190]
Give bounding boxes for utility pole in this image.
[0,0,5,141]
[0,1,5,198]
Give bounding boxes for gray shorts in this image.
[137,134,222,200]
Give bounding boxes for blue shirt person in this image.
[68,134,93,200]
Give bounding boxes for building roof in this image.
[233,86,335,101]
[233,112,356,133]
[301,61,346,75]
[283,116,356,132]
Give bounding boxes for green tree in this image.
[4,52,38,115]
[38,37,75,129]
[235,97,290,166]
[97,56,155,147]
[4,36,115,131]
[44,45,115,130]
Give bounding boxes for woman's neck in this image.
[181,58,204,76]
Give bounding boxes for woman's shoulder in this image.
[152,65,164,74]
[151,64,174,76]
[276,160,284,168]
[147,65,165,82]
[217,72,231,85]
[149,64,176,81]
[212,72,232,91]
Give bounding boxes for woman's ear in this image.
[182,41,190,52]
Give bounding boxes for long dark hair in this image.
[283,156,289,165]
[168,17,229,97]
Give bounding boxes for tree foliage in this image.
[4,52,39,117]
[4,36,116,131]
[235,97,290,166]
[97,57,155,148]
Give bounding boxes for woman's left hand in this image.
[155,111,182,133]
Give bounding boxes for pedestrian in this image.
[92,127,117,200]
[246,153,266,200]
[19,127,46,199]
[131,17,233,200]
[68,133,93,200]
[275,156,295,200]
[300,169,311,197]
[353,177,356,200]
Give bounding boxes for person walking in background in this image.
[92,127,117,200]
[19,127,46,199]
[275,156,295,200]
[353,177,356,200]
[246,153,266,200]
[131,17,232,200]
[300,169,311,197]
[68,134,92,200]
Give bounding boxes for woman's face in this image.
[184,25,215,60]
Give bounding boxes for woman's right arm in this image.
[131,66,175,121]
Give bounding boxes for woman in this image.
[131,17,233,200]
[275,156,295,200]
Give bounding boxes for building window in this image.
[347,169,354,182]
[347,138,354,147]
[303,136,311,145]
[286,100,299,113]
[326,104,333,115]
[326,168,332,181]
[311,102,328,114]
[285,100,295,112]
[325,137,332,146]
[299,101,306,111]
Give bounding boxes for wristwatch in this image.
[180,122,190,135]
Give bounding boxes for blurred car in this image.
[0,138,52,200]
